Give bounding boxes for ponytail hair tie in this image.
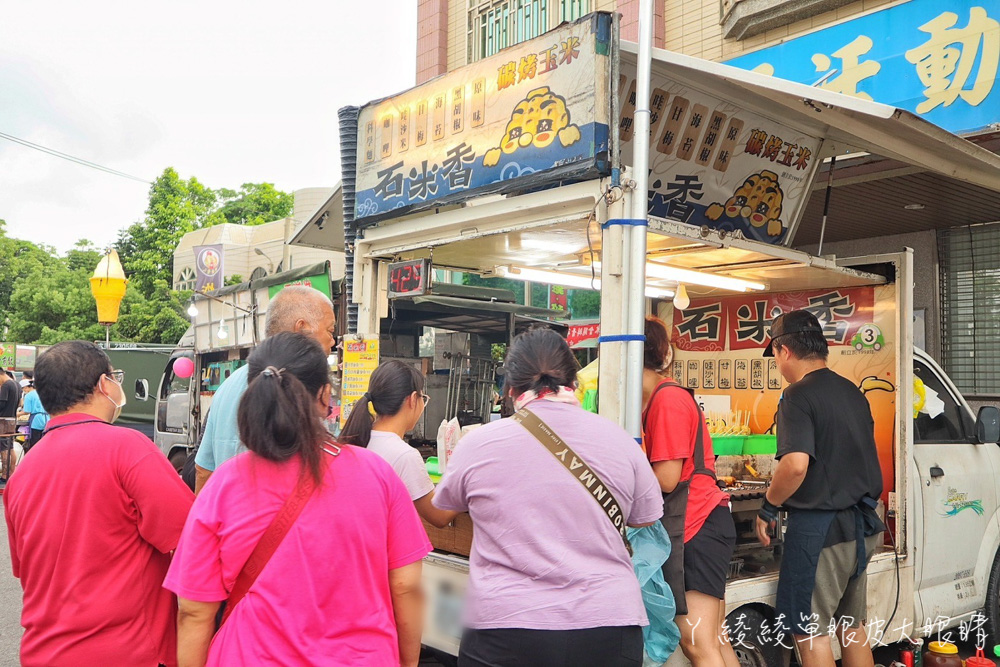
[261,366,285,380]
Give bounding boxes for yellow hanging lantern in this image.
[90,250,129,325]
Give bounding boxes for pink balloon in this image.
[173,357,195,379]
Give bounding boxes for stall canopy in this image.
[296,43,1000,295]
[625,45,1000,194]
[619,45,1000,248]
[290,183,345,252]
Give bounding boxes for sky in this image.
[0,1,418,253]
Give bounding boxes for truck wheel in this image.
[985,549,1000,644]
[728,607,786,667]
[168,450,188,474]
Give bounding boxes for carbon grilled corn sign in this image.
[353,12,612,224]
[617,72,823,246]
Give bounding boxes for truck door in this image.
[913,356,998,622]
[153,355,193,459]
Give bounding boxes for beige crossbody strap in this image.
[512,408,633,556]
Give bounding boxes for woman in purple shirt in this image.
[434,328,664,666]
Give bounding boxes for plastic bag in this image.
[436,418,462,474]
[628,522,681,665]
[575,358,599,411]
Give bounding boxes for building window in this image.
[175,267,197,291]
[939,223,1000,395]
[468,1,589,63]
[561,0,588,21]
[250,266,268,281]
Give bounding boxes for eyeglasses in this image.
[107,370,125,384]
[420,393,431,406]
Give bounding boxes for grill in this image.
[722,481,784,578]
[725,485,768,501]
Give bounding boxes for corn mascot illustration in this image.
[483,86,581,167]
[705,170,785,237]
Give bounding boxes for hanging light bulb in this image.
[673,284,690,310]
[217,323,229,340]
[186,302,199,317]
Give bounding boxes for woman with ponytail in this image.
[432,327,664,666]
[340,360,458,528]
[164,333,431,667]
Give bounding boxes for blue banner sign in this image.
[353,13,612,224]
[725,0,1000,135]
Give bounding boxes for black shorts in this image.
[683,504,737,600]
[458,626,643,667]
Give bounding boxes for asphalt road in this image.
[0,497,23,666]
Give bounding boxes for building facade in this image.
[417,0,907,83]
[173,187,346,290]
[415,0,1000,399]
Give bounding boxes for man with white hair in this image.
[193,286,336,493]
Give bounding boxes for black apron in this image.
[775,499,885,635]
[644,380,717,617]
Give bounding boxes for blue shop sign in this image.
[725,0,1000,135]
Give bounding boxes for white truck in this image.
[308,12,1000,666]
[149,262,341,466]
[360,221,1000,667]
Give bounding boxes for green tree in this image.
[460,274,548,306]
[116,170,295,298]
[117,168,221,297]
[460,273,598,316]
[569,289,601,318]
[3,169,295,346]
[0,220,53,320]
[217,183,294,226]
[7,260,106,344]
[66,239,102,272]
[115,280,192,344]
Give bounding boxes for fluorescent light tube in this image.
[500,266,674,299]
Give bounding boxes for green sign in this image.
[267,273,332,301]
[0,343,14,369]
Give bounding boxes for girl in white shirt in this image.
[340,360,458,528]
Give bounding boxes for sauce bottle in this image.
[923,641,961,667]
[966,647,995,667]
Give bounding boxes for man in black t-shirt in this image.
[0,367,22,480]
[755,311,885,667]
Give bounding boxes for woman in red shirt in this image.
[643,317,739,667]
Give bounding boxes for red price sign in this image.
[387,259,430,298]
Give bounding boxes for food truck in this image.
[294,12,1000,665]
[151,262,343,467]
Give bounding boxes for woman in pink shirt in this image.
[164,332,431,666]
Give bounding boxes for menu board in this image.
[340,336,380,428]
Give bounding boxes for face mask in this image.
[101,376,127,423]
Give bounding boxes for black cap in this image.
[762,310,825,357]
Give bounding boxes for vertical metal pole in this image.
[599,13,626,427]
[817,155,837,256]
[623,0,654,440]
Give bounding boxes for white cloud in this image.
[0,0,417,253]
